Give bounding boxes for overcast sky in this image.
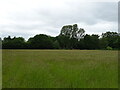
[0,0,118,40]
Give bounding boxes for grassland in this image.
[2,50,118,88]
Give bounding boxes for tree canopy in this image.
[60,24,85,41]
[1,24,120,50]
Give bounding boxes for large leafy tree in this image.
[28,34,54,49]
[59,24,85,40]
[2,36,26,49]
[101,31,119,49]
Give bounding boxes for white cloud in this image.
[78,21,118,35]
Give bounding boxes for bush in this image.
[106,46,113,50]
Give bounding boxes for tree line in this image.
[1,24,120,50]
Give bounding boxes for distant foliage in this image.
[106,46,113,50]
[1,24,120,50]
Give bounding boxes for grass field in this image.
[2,50,118,88]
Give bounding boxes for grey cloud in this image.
[34,2,117,27]
[93,2,117,22]
[0,1,118,39]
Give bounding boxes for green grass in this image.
[2,50,118,88]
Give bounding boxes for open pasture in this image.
[2,50,118,88]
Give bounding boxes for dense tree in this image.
[58,24,85,49]
[2,36,26,49]
[101,31,119,49]
[53,40,60,49]
[118,37,120,49]
[84,34,99,49]
[56,35,71,49]
[99,38,108,49]
[60,24,85,41]
[90,34,100,49]
[1,25,120,50]
[27,34,54,49]
[76,39,85,49]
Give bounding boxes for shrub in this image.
[106,46,113,50]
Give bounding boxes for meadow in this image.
[2,50,118,88]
